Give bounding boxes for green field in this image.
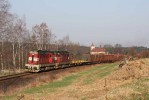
[1,61,149,100]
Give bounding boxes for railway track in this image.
[0,64,90,82]
[0,72,32,81]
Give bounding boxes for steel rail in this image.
[0,72,32,81]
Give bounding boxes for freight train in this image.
[25,50,124,72]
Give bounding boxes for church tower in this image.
[90,43,95,51]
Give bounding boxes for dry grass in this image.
[109,59,149,80]
[2,59,149,100]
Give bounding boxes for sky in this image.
[9,0,149,47]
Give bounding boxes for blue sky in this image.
[9,0,149,47]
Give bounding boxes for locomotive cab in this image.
[25,50,43,72]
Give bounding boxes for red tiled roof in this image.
[91,47,106,52]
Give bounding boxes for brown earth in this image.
[21,59,149,100]
[109,59,149,80]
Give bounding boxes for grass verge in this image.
[82,63,117,84]
[2,63,118,100]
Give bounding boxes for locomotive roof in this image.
[50,51,69,54]
[30,50,69,54]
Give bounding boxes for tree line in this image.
[104,44,149,58]
[0,0,149,74]
[0,0,80,73]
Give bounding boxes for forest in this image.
[0,0,149,74]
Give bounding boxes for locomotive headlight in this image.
[28,57,32,61]
[34,58,39,61]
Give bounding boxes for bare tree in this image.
[0,0,11,73]
[32,24,43,50]
[32,23,55,50]
[128,47,136,57]
[58,35,70,51]
[13,17,27,71]
[114,44,122,54]
[8,17,18,69]
[57,35,80,56]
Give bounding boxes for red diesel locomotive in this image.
[25,50,70,72]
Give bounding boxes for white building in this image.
[90,43,106,55]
